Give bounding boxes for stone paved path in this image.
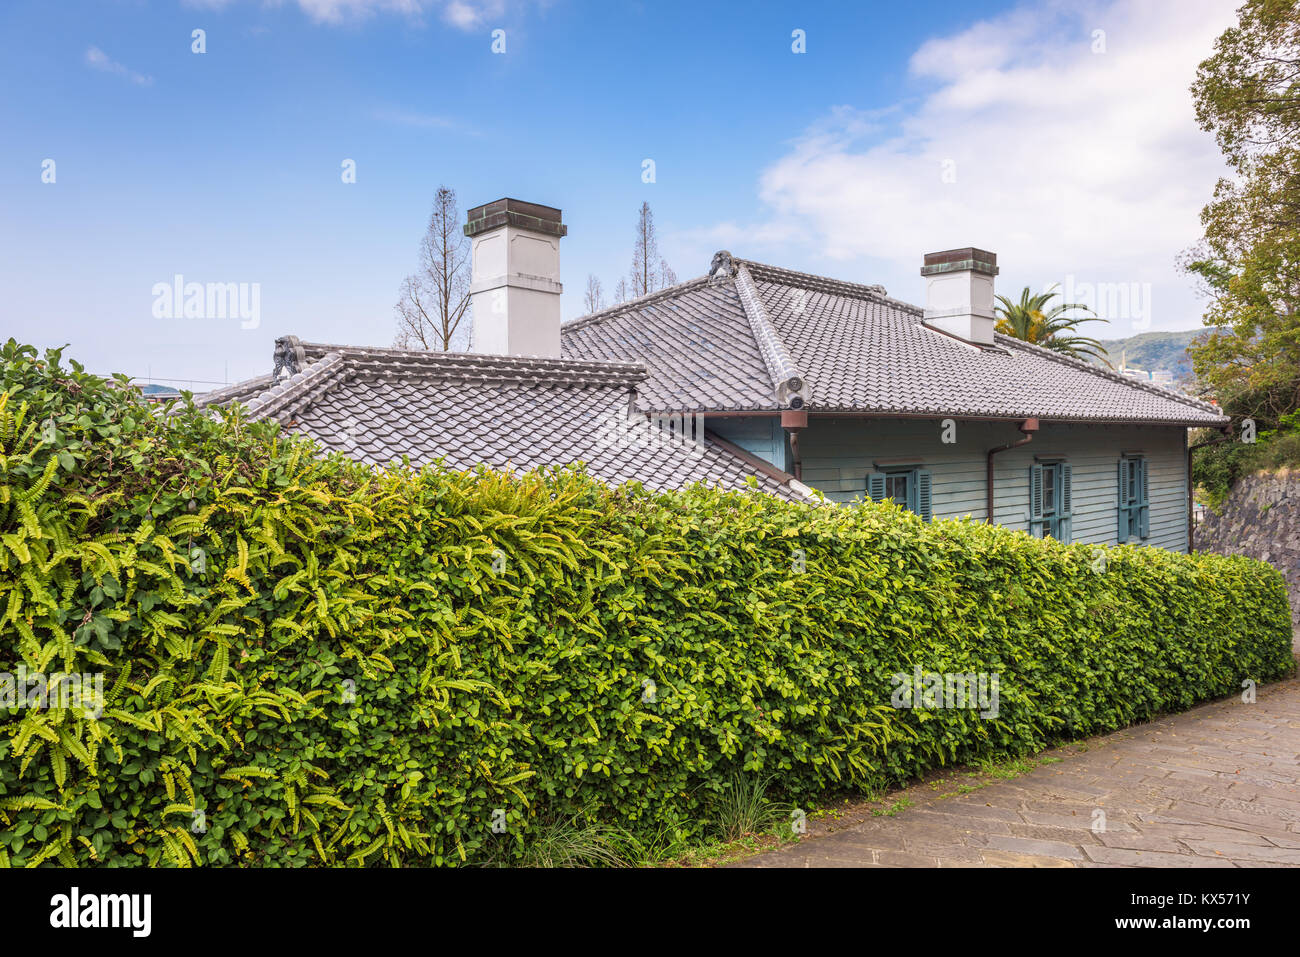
[738,676,1300,868]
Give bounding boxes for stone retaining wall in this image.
[1194,470,1300,636]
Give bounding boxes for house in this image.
[136,383,183,404]
[197,345,807,502]
[203,197,1228,552]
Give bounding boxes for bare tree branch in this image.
[630,201,659,298]
[394,185,471,351]
[583,274,605,313]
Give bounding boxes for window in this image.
[884,472,909,503]
[867,467,933,521]
[1029,462,1072,541]
[1117,456,1149,542]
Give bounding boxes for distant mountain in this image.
[1089,328,1218,385]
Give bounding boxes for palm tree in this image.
[993,285,1110,365]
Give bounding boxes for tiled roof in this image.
[201,345,808,501]
[734,263,811,409]
[561,258,1227,426]
[194,373,276,409]
[559,278,777,411]
[200,252,1223,503]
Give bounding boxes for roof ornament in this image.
[708,250,737,284]
[273,335,306,380]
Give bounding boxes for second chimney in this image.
[920,247,998,346]
[464,198,567,357]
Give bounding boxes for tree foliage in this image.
[1184,0,1300,426]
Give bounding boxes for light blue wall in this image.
[708,416,789,472]
[734,416,1189,552]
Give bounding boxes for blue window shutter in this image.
[1139,458,1150,539]
[1116,459,1129,543]
[916,470,933,522]
[867,472,886,503]
[1029,464,1044,535]
[1058,463,1072,542]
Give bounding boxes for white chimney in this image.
[920,247,998,345]
[464,198,566,357]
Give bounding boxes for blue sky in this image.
[1,0,1240,386]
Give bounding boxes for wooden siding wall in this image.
[732,416,1189,552]
[708,416,789,473]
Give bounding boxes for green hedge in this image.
[1,339,1293,866]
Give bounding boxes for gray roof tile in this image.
[204,345,805,501]
[203,253,1224,505]
[560,278,777,411]
[562,258,1226,426]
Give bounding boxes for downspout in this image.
[986,418,1039,523]
[1186,426,1232,552]
[782,409,807,480]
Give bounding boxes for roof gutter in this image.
[986,418,1039,523]
[656,409,1225,428]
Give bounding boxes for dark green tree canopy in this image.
[1185,0,1300,426]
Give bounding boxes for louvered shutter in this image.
[1058,463,1072,542]
[1029,464,1044,536]
[1138,458,1150,539]
[867,473,886,503]
[1117,459,1129,543]
[916,470,933,522]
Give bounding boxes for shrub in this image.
[1194,418,1300,508]
[1,340,1293,866]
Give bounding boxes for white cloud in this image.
[726,0,1240,332]
[183,0,506,29]
[442,0,505,29]
[84,46,154,86]
[292,0,427,24]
